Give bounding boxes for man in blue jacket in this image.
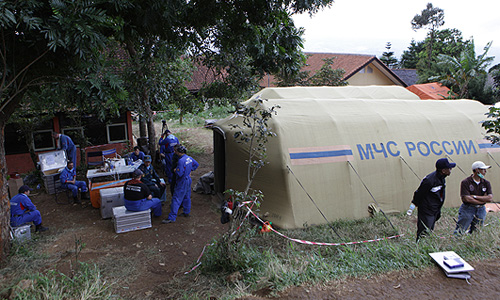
[10,185,48,232]
[124,169,162,217]
[52,132,77,165]
[130,146,145,162]
[158,130,179,185]
[139,155,166,199]
[60,161,89,204]
[412,158,456,241]
[162,145,199,224]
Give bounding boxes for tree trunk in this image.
[0,119,11,262]
[0,92,22,262]
[146,109,157,164]
[139,115,147,138]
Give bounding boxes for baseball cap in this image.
[435,158,456,170]
[18,185,33,194]
[144,155,152,162]
[472,161,491,170]
[132,169,143,177]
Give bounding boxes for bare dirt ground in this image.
[3,127,500,299]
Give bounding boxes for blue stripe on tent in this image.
[478,143,500,149]
[290,149,353,160]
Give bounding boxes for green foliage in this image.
[483,106,500,145]
[411,3,444,32]
[10,263,115,300]
[434,41,494,100]
[230,99,279,190]
[275,56,347,87]
[380,42,398,69]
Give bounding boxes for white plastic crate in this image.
[112,206,151,233]
[99,187,124,219]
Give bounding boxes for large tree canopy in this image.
[0,0,336,260]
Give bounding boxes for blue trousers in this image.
[167,178,191,221]
[11,210,42,227]
[67,147,77,165]
[62,181,87,197]
[124,198,162,217]
[164,152,174,183]
[454,204,486,234]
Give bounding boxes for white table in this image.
[86,159,142,180]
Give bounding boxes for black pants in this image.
[417,208,441,241]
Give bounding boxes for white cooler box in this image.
[112,206,152,233]
[99,187,125,219]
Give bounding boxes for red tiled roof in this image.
[407,82,453,100]
[259,52,406,87]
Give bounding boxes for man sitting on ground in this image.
[60,161,89,204]
[123,169,162,217]
[10,185,49,232]
[139,155,166,199]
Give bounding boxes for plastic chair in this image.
[86,150,104,167]
[102,148,118,159]
[53,173,72,204]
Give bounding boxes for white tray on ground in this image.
[429,251,474,274]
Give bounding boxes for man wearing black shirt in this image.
[124,169,162,217]
[412,158,456,241]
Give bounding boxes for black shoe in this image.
[35,225,49,232]
[82,192,90,200]
[181,213,190,218]
[162,219,174,224]
[73,197,81,204]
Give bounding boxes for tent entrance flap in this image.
[213,127,226,195]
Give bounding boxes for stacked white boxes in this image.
[99,187,125,219]
[112,206,151,233]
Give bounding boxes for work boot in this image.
[73,196,81,204]
[180,213,190,218]
[161,219,174,224]
[82,192,90,200]
[35,224,49,233]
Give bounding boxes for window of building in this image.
[107,123,128,143]
[62,127,84,147]
[33,130,55,151]
[366,66,373,73]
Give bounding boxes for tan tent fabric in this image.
[213,86,499,229]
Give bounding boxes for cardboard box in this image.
[8,178,24,197]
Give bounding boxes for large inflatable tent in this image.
[212,86,500,229]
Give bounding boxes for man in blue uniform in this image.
[52,132,77,165]
[412,158,456,241]
[454,161,493,234]
[124,169,162,217]
[60,161,89,204]
[162,145,199,224]
[158,130,179,185]
[130,146,145,162]
[139,155,166,199]
[10,185,49,232]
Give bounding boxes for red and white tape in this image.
[245,204,404,246]
[184,201,403,275]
